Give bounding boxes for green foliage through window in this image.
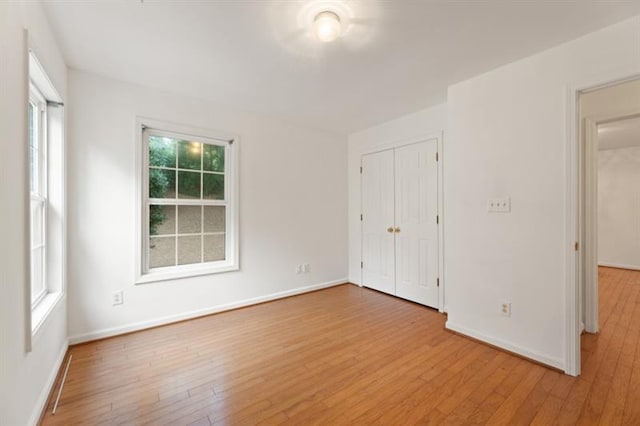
[148,135,225,235]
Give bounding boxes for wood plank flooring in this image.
[41,267,640,425]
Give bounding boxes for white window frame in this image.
[135,118,239,284]
[27,50,65,343]
[29,83,48,308]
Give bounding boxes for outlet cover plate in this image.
[500,301,511,317]
[113,291,124,306]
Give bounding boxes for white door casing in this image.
[566,74,640,377]
[394,141,439,308]
[361,149,395,295]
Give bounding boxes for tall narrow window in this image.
[29,84,47,307]
[28,52,65,339]
[138,121,238,283]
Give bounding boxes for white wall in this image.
[66,70,348,342]
[347,105,446,285]
[598,146,640,270]
[0,2,69,425]
[445,16,640,370]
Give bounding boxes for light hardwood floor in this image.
[41,267,640,425]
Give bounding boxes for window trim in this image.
[135,117,240,284]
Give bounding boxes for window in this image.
[29,83,47,307]
[28,52,65,338]
[137,120,238,283]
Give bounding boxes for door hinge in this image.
[437,278,440,287]
[436,152,439,162]
[360,214,363,221]
[575,242,579,251]
[361,261,363,269]
[436,215,439,224]
[360,166,363,174]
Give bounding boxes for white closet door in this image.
[361,149,396,295]
[394,140,439,308]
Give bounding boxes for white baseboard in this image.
[445,320,565,371]
[598,262,640,271]
[29,340,68,426]
[68,278,347,345]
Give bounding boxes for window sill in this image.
[136,261,239,285]
[32,291,64,337]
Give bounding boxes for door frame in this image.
[565,72,640,376]
[359,132,445,312]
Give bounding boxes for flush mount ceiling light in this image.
[314,11,341,42]
[295,1,357,47]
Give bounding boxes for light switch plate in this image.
[487,197,511,213]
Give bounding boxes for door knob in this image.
[394,227,401,233]
[387,227,394,233]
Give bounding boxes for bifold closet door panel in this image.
[361,149,396,295]
[394,140,439,308]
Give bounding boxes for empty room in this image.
[1,1,640,425]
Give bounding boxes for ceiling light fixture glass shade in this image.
[314,11,341,42]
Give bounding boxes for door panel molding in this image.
[395,140,438,308]
[361,149,395,295]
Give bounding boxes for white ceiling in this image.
[599,116,640,151]
[42,1,640,134]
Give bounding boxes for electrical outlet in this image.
[487,197,511,213]
[302,263,310,273]
[296,264,303,274]
[500,301,511,317]
[113,290,124,306]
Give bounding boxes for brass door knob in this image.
[387,227,394,233]
[394,227,401,233]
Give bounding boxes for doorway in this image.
[578,79,640,351]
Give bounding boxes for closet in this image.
[361,139,439,308]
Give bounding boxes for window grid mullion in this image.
[150,231,225,237]
[175,142,179,267]
[174,203,178,267]
[200,150,204,263]
[149,198,226,206]
[149,165,224,175]
[201,205,205,263]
